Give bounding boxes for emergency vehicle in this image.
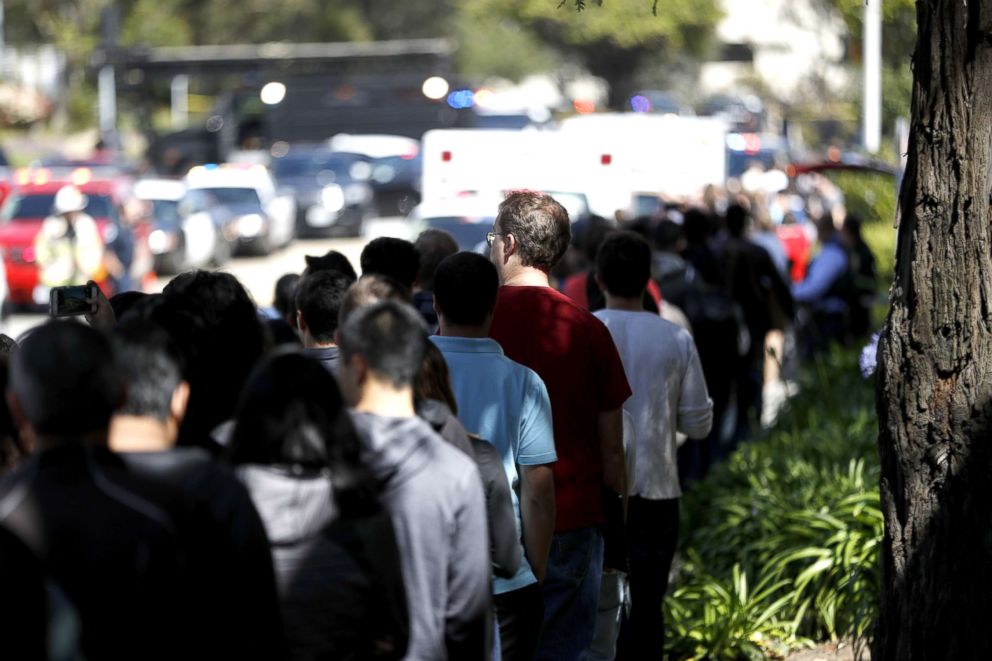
[421,114,726,218]
[0,167,144,307]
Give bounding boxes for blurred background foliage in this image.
[2,0,916,140]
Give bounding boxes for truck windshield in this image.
[1,193,115,222]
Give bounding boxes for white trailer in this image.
[421,115,726,218]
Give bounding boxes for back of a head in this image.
[162,271,266,442]
[303,251,358,282]
[163,271,261,341]
[654,219,684,252]
[578,216,611,264]
[627,216,656,241]
[360,237,420,290]
[117,294,202,380]
[10,321,123,437]
[683,208,712,245]
[843,214,863,240]
[113,321,185,423]
[433,251,499,327]
[228,349,377,515]
[338,274,411,328]
[273,273,301,319]
[497,191,571,271]
[295,270,353,343]
[229,350,343,470]
[414,229,458,291]
[816,213,837,239]
[110,291,149,320]
[597,231,651,299]
[339,300,428,389]
[725,204,750,238]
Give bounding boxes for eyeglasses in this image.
[486,231,504,247]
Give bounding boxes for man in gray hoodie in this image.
[338,299,492,660]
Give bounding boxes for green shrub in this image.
[668,349,882,659]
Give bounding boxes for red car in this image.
[0,167,148,307]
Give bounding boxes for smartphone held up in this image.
[49,285,98,318]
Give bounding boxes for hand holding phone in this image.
[49,284,99,318]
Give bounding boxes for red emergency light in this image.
[601,154,612,165]
[442,150,452,162]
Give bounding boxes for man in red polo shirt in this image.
[488,190,631,660]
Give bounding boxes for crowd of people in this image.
[0,188,877,660]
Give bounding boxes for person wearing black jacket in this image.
[722,204,794,440]
[0,321,224,660]
[108,319,285,659]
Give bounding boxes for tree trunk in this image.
[875,1,992,658]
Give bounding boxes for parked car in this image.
[184,163,295,255]
[133,178,232,274]
[370,152,422,217]
[329,134,421,217]
[271,145,374,237]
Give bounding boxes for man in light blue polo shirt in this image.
[430,251,557,661]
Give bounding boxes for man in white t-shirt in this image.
[592,230,713,658]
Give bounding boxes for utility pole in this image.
[97,5,120,149]
[863,0,882,154]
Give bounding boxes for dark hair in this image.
[626,215,656,241]
[0,358,26,473]
[725,204,750,238]
[273,273,300,319]
[117,294,202,380]
[433,251,499,327]
[360,237,420,289]
[653,219,683,251]
[228,350,378,516]
[113,321,185,422]
[597,231,652,298]
[683,209,712,245]
[162,271,267,448]
[496,191,571,271]
[9,321,123,436]
[295,270,353,343]
[339,300,428,388]
[414,340,458,415]
[414,229,458,291]
[842,213,863,240]
[338,274,411,328]
[109,291,149,320]
[573,215,612,264]
[303,251,358,281]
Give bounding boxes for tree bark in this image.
[875,1,992,658]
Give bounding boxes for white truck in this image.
[421,114,726,219]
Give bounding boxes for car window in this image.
[196,187,262,207]
[1,193,114,221]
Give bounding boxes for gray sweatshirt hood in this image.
[349,412,434,487]
[236,465,337,545]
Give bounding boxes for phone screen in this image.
[49,285,95,317]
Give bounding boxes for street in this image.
[2,216,414,341]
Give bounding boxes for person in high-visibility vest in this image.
[35,186,105,289]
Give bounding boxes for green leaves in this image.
[669,349,882,657]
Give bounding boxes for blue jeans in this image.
[535,526,605,660]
